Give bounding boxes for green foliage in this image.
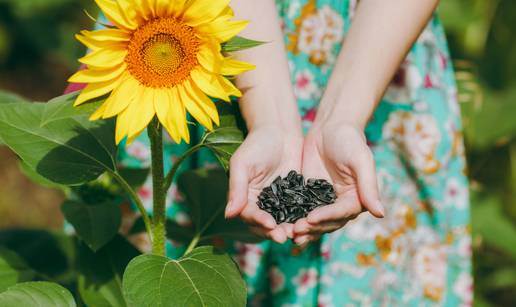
[0,93,116,185]
[0,90,27,104]
[0,248,35,292]
[61,200,121,251]
[0,282,76,307]
[201,100,246,171]
[77,235,140,307]
[178,168,260,244]
[441,1,516,305]
[123,246,246,307]
[222,36,266,53]
[0,230,73,280]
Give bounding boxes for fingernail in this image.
[375,200,385,218]
[295,236,309,246]
[224,201,233,218]
[273,232,287,244]
[296,239,311,250]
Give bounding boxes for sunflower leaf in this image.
[0,248,36,292]
[0,90,28,104]
[222,36,267,53]
[0,92,116,185]
[61,200,122,252]
[122,246,246,307]
[77,235,140,307]
[201,100,246,171]
[177,168,260,243]
[0,282,76,307]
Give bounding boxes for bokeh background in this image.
[0,0,514,305]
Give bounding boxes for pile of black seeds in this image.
[257,171,337,224]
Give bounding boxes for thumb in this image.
[352,149,384,218]
[225,156,249,219]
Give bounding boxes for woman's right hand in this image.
[225,124,303,243]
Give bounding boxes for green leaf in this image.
[204,127,244,171]
[222,36,266,53]
[118,167,150,189]
[202,101,246,171]
[0,90,28,104]
[122,246,246,307]
[178,168,260,243]
[0,282,76,307]
[0,92,116,186]
[130,217,195,245]
[0,248,35,292]
[62,200,121,251]
[18,160,65,189]
[472,193,516,257]
[77,235,140,307]
[0,230,71,279]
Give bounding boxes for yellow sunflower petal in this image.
[167,87,190,143]
[115,107,132,144]
[183,80,220,126]
[74,76,123,106]
[68,63,127,84]
[81,29,130,42]
[117,0,143,25]
[153,89,180,143]
[94,0,137,30]
[79,47,127,69]
[197,43,224,73]
[155,0,183,17]
[190,67,230,101]
[89,101,109,120]
[183,0,231,27]
[127,87,157,138]
[221,58,256,76]
[76,33,127,51]
[177,82,213,131]
[197,19,249,43]
[133,0,155,20]
[103,75,139,118]
[218,76,242,98]
[216,6,234,20]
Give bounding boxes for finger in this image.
[268,227,288,244]
[293,234,313,248]
[293,234,321,248]
[352,148,384,218]
[251,226,288,244]
[293,218,311,235]
[294,218,345,236]
[240,204,277,230]
[226,155,250,218]
[305,222,345,236]
[306,196,362,224]
[279,223,294,239]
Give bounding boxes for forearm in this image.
[317,0,439,129]
[231,0,301,133]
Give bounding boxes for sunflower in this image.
[69,0,255,144]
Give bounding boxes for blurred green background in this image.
[0,0,514,306]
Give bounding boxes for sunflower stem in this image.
[148,118,166,256]
[110,170,153,243]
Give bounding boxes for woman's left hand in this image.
[293,122,385,246]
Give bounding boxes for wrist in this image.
[315,91,376,131]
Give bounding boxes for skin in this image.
[226,0,440,245]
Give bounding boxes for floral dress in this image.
[88,0,472,306]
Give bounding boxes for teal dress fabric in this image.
[112,1,472,306]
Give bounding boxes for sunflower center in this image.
[126,18,200,88]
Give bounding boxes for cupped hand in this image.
[225,125,303,243]
[293,122,384,245]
